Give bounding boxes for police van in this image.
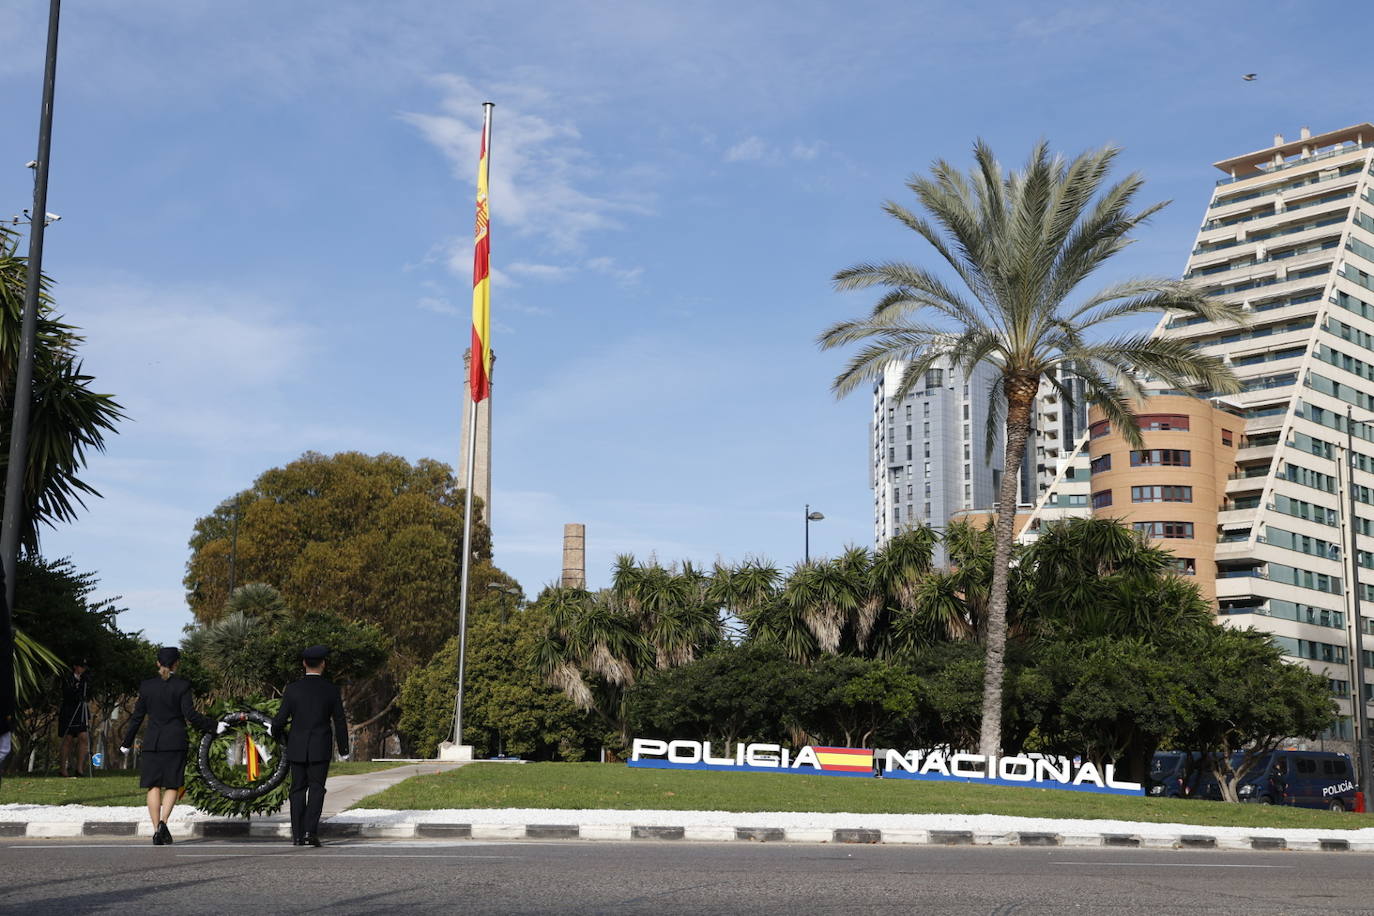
[1146,751,1206,798]
[1234,749,1358,811]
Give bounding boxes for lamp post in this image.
[0,0,61,733]
[1338,405,1374,805]
[486,582,522,624]
[804,505,824,563]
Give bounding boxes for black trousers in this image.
[289,760,331,837]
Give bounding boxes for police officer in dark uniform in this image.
[120,647,226,844]
[58,660,93,777]
[269,645,349,846]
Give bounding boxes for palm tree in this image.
[1,225,124,553]
[818,141,1243,756]
[534,556,724,744]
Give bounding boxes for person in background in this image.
[269,645,349,847]
[120,646,228,845]
[57,660,93,777]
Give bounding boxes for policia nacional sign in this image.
[629,739,1143,796]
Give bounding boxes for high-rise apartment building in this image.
[1155,123,1374,743]
[1019,124,1374,746]
[871,357,1006,564]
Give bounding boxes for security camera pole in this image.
[1,0,62,720]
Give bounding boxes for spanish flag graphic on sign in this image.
[810,746,874,774]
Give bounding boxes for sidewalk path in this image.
[6,763,1374,853]
[321,761,469,817]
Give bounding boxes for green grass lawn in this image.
[1,761,408,807]
[360,762,1372,831]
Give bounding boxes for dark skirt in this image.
[139,750,188,789]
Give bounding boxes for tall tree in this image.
[819,141,1243,755]
[0,225,124,553]
[183,451,500,756]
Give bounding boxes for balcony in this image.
[1218,507,1259,527]
[1215,143,1374,188]
[1225,476,1267,497]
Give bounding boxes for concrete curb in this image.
[5,817,1374,852]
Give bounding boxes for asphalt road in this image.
[2,838,1369,914]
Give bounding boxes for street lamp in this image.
[486,583,522,623]
[804,505,825,563]
[1336,405,1374,805]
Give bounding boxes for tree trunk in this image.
[977,374,1039,758]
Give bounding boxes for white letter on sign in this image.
[667,740,703,764]
[631,739,667,761]
[746,744,780,768]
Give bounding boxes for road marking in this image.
[1052,862,1295,869]
[175,853,521,859]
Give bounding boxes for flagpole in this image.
[452,101,494,754]
[454,395,478,749]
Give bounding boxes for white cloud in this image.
[585,256,643,286]
[509,262,574,282]
[418,295,461,315]
[401,74,652,252]
[724,136,825,165]
[724,136,770,162]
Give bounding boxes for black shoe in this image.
[292,837,305,846]
[152,829,165,846]
[302,833,321,847]
[157,821,173,845]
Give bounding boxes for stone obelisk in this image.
[561,523,586,589]
[459,348,493,526]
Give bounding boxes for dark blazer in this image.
[122,675,215,751]
[271,674,349,763]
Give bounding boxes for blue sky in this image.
[0,0,1368,644]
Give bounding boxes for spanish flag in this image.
[245,734,260,782]
[811,746,874,774]
[470,104,493,404]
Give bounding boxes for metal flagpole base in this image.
[437,742,474,761]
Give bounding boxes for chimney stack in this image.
[561,523,586,589]
[1300,126,1311,140]
[1273,133,1285,146]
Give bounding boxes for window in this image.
[1130,449,1191,467]
[1171,557,1197,575]
[924,461,931,477]
[924,501,931,516]
[893,506,901,522]
[1131,485,1193,503]
[923,402,930,418]
[1091,490,1113,509]
[906,445,913,460]
[923,422,930,436]
[1089,420,1111,439]
[964,484,971,501]
[962,404,970,420]
[963,444,971,460]
[924,482,931,498]
[888,448,895,462]
[1221,429,1234,447]
[905,405,912,420]
[1137,414,1190,431]
[963,424,970,440]
[1090,454,1112,474]
[906,425,912,440]
[1324,758,1350,777]
[1133,521,1194,539]
[924,442,931,458]
[964,463,971,478]
[925,369,943,388]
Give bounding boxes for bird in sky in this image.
[1242,73,1258,81]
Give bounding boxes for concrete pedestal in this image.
[437,742,474,761]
